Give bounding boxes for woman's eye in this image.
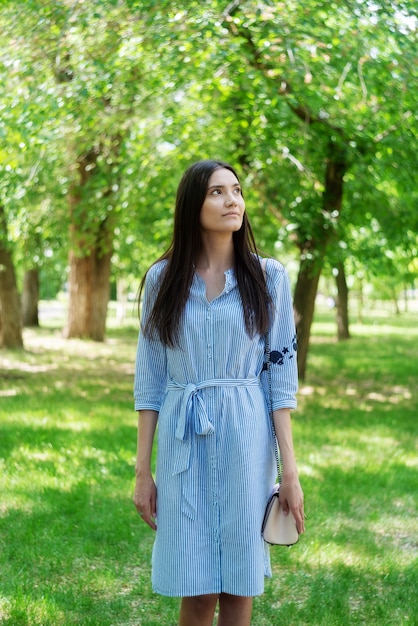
[209,187,241,196]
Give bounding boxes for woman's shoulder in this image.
[258,255,286,278]
[257,256,290,294]
[146,259,168,285]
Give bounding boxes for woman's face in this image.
[199,168,245,235]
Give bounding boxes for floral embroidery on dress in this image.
[262,334,297,371]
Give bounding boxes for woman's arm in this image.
[272,407,305,534]
[133,409,158,530]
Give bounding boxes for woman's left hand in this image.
[278,473,305,534]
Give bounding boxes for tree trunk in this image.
[403,283,408,313]
[294,139,347,379]
[22,268,40,327]
[0,206,23,349]
[391,287,400,315]
[91,244,112,340]
[335,261,350,340]
[63,147,114,342]
[64,244,112,341]
[293,259,322,380]
[64,251,93,338]
[357,277,364,324]
[116,277,127,325]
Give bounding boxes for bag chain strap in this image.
[265,330,283,484]
[262,257,283,484]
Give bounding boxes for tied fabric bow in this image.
[167,378,259,519]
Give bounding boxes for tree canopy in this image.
[0,0,416,374]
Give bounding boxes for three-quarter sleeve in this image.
[133,263,167,412]
[265,259,298,410]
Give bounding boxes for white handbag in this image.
[262,484,299,546]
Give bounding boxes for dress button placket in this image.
[206,305,220,554]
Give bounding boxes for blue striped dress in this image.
[134,257,298,597]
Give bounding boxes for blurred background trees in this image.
[0,0,416,377]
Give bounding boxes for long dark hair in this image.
[139,159,272,345]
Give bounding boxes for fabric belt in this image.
[166,377,260,519]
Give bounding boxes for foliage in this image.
[0,0,416,303]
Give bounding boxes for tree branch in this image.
[221,10,346,137]
[223,0,241,19]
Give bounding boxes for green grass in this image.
[0,309,417,625]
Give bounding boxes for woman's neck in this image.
[196,233,234,273]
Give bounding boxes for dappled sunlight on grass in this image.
[0,595,62,626]
[313,306,418,337]
[305,540,379,571]
[299,382,413,405]
[0,314,417,625]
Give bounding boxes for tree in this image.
[1,0,416,371]
[22,269,39,327]
[0,205,23,348]
[1,1,171,340]
[218,0,417,377]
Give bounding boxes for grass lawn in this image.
[0,307,417,625]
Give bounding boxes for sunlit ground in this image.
[0,304,416,625]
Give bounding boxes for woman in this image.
[133,159,304,626]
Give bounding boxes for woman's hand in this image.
[133,471,157,531]
[278,473,305,535]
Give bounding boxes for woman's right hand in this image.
[133,471,157,531]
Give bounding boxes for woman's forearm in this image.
[272,407,305,532]
[135,410,158,476]
[272,408,299,478]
